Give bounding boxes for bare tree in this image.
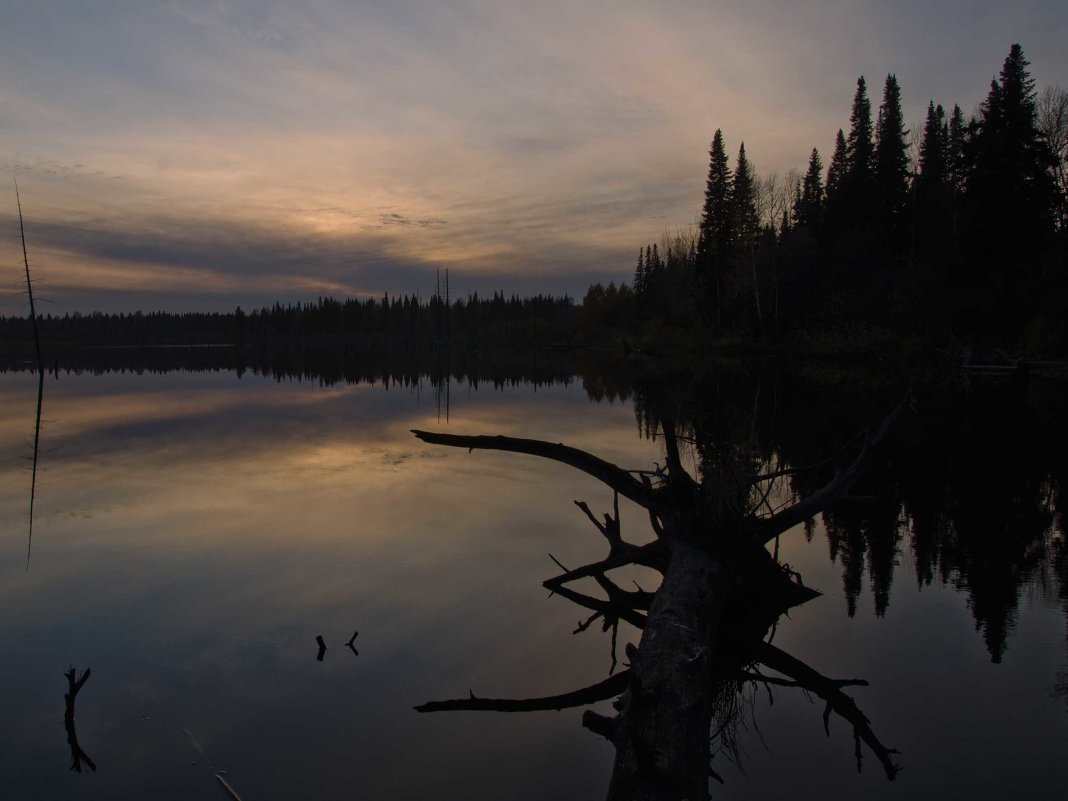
[755,171,779,230]
[906,117,925,176]
[1038,86,1068,226]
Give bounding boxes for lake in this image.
[1,355,1065,799]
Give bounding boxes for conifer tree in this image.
[958,44,1059,337]
[698,130,734,256]
[825,129,848,201]
[731,143,760,247]
[822,129,849,241]
[963,44,1058,265]
[846,76,875,203]
[946,104,967,191]
[795,147,825,230]
[633,248,647,303]
[919,101,947,185]
[697,129,734,326]
[874,74,911,242]
[731,143,762,325]
[916,101,951,263]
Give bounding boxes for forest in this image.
[597,43,1068,354]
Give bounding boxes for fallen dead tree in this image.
[411,400,903,800]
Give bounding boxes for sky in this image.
[1,0,1065,314]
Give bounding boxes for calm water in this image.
[1,363,1065,799]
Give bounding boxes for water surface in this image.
[1,363,1065,799]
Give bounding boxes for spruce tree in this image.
[795,148,824,230]
[731,143,759,247]
[964,45,1057,255]
[919,101,947,185]
[917,101,951,263]
[698,130,734,257]
[961,44,1059,334]
[823,129,849,241]
[696,129,734,326]
[825,129,848,201]
[874,74,911,243]
[845,76,875,206]
[633,248,646,303]
[731,143,762,326]
[946,104,967,191]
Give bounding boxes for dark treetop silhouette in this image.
[411,401,903,800]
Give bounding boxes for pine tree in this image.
[795,147,824,230]
[696,129,734,327]
[947,104,967,191]
[822,129,849,241]
[731,143,762,326]
[960,44,1059,334]
[633,248,646,302]
[874,74,910,243]
[846,76,875,205]
[916,101,951,263]
[731,143,759,247]
[825,129,848,201]
[964,45,1058,259]
[919,101,947,185]
[698,130,734,256]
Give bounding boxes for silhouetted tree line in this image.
[590,45,1068,353]
[0,291,575,351]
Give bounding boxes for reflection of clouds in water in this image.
[0,369,646,799]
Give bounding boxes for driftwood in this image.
[411,402,902,800]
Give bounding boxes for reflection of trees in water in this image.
[900,381,1063,663]
[0,345,618,397]
[635,366,1068,664]
[7,348,1064,666]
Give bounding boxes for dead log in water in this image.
[411,403,902,799]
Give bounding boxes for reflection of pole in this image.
[27,367,43,571]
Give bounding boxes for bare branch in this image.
[416,670,630,713]
[755,643,899,780]
[545,581,648,631]
[543,540,666,590]
[411,430,655,508]
[757,401,905,543]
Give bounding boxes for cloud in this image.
[1,1,1066,312]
